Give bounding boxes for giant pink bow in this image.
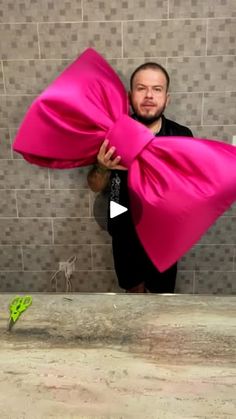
[13,48,236,271]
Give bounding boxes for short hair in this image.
[130,62,170,91]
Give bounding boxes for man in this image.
[87,62,193,293]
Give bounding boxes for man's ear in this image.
[128,91,131,105]
[166,93,170,107]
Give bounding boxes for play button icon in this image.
[110,201,128,218]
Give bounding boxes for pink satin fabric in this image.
[13,48,236,272]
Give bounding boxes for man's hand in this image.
[97,139,128,170]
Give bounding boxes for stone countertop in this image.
[0,294,235,418]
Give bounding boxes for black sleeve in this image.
[184,127,194,137]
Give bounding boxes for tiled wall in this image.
[0,0,235,294]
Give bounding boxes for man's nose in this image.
[145,88,153,98]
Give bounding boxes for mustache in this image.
[142,101,156,105]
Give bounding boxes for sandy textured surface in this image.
[0,294,235,418]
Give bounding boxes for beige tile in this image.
[49,269,120,292]
[0,24,39,60]
[224,203,236,216]
[0,218,53,245]
[199,217,236,245]
[0,63,4,93]
[166,93,202,126]
[203,92,236,125]
[207,18,236,56]
[49,166,90,189]
[84,0,168,21]
[0,128,11,158]
[0,160,49,189]
[0,0,82,23]
[0,245,22,270]
[0,94,35,128]
[23,245,91,270]
[53,218,111,245]
[191,125,236,145]
[0,271,51,292]
[3,59,70,94]
[123,20,206,58]
[195,271,236,294]
[175,270,194,293]
[169,0,236,18]
[92,244,114,270]
[39,22,122,59]
[72,270,120,292]
[179,245,234,271]
[167,56,236,93]
[17,189,90,217]
[0,190,17,217]
[9,127,22,159]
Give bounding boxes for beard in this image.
[130,101,166,126]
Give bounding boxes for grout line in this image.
[14,189,19,218]
[0,243,231,246]
[180,270,234,277]
[0,244,92,248]
[0,216,111,219]
[0,58,72,63]
[179,269,236,273]
[0,269,116,272]
[91,244,93,270]
[1,90,236,97]
[0,54,235,63]
[162,55,168,70]
[81,0,84,21]
[0,245,232,254]
[121,21,124,58]
[2,214,235,220]
[169,90,236,94]
[205,18,209,57]
[88,190,92,217]
[201,92,205,126]
[164,56,168,69]
[51,218,54,244]
[193,271,196,294]
[0,93,36,97]
[8,127,14,159]
[36,23,41,59]
[0,17,234,24]
[0,188,90,193]
[167,0,170,19]
[1,60,7,94]
[48,168,51,189]
[20,245,25,270]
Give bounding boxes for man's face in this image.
[129,68,170,124]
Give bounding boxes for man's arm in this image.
[87,139,128,192]
[87,164,111,193]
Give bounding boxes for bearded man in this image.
[87,62,193,293]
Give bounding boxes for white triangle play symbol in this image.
[110,200,128,218]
